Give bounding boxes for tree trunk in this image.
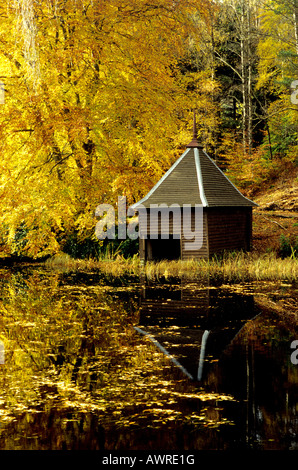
[247,2,253,158]
[292,0,298,55]
[240,0,247,155]
[240,0,254,158]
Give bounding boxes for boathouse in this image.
[131,117,258,261]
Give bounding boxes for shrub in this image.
[62,230,138,259]
[279,234,298,258]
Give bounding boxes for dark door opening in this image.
[146,236,181,261]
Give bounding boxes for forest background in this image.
[0,0,297,260]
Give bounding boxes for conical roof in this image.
[131,146,257,209]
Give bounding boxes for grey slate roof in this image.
[131,147,257,209]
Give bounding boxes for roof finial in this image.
[186,109,203,148]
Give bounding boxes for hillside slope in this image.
[251,171,298,255]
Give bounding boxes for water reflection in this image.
[137,278,258,382]
[137,277,298,449]
[0,267,296,450]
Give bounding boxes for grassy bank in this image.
[44,251,298,282]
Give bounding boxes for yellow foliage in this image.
[0,0,219,257]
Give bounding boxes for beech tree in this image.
[1,0,295,258]
[0,0,219,257]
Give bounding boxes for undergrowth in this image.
[45,251,297,282]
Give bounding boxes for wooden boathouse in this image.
[131,117,258,261]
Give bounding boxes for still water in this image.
[0,265,296,450]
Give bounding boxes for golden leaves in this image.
[0,0,220,257]
[0,267,240,437]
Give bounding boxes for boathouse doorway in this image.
[145,235,181,261]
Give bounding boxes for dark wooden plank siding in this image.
[207,207,252,256]
[181,211,208,260]
[139,207,253,261]
[139,238,145,261]
[140,209,183,237]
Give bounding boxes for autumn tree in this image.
[0,0,219,258]
[256,0,298,162]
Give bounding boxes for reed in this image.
[45,251,298,281]
[44,252,140,277]
[150,252,297,282]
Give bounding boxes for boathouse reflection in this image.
[136,278,258,382]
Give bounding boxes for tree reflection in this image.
[0,268,296,450]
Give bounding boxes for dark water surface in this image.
[0,265,297,450]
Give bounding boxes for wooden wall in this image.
[138,207,252,261]
[207,207,252,257]
[181,210,208,260]
[138,207,208,261]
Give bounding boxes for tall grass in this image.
[45,251,298,281]
[143,252,297,281]
[45,252,141,277]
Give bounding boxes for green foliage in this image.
[279,234,298,259]
[62,231,103,259]
[62,230,138,259]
